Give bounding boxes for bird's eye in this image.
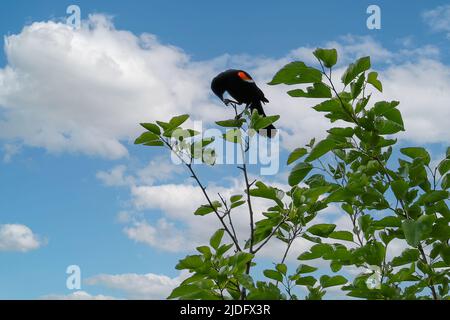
[238,71,253,82]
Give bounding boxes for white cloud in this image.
[85,271,189,299]
[136,157,183,185]
[0,223,44,252]
[423,5,450,37]
[96,156,183,187]
[374,59,450,143]
[124,219,187,252]
[96,164,134,187]
[41,290,116,300]
[0,15,221,159]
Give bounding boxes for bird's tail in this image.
[250,101,277,138]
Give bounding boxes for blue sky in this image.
[0,0,449,299]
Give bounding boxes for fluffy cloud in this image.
[0,223,44,252]
[375,59,450,143]
[85,271,189,299]
[96,164,134,187]
[423,5,450,37]
[0,15,221,159]
[124,219,187,252]
[96,156,183,187]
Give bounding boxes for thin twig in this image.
[162,138,242,251]
[218,193,239,246]
[317,59,359,125]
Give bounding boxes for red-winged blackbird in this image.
[211,69,276,137]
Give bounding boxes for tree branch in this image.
[162,138,242,251]
[218,192,239,246]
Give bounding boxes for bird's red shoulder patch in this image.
[237,71,253,82]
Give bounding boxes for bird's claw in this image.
[223,99,232,106]
[223,99,240,106]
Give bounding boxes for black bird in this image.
[211,69,276,137]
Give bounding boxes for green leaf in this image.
[431,219,450,241]
[288,82,332,98]
[143,140,164,147]
[268,61,322,85]
[295,276,317,287]
[441,245,450,265]
[391,180,409,200]
[217,243,234,256]
[307,224,336,237]
[216,119,245,127]
[417,190,449,205]
[438,159,450,176]
[373,216,401,228]
[305,139,337,162]
[402,215,435,247]
[390,268,420,283]
[296,264,318,274]
[223,129,242,143]
[253,115,280,130]
[263,269,283,282]
[209,229,224,249]
[330,261,342,272]
[320,275,347,288]
[230,195,243,202]
[391,249,420,267]
[247,282,284,300]
[313,48,338,68]
[442,174,449,190]
[287,147,307,165]
[236,274,255,291]
[375,118,404,134]
[298,243,333,260]
[176,255,203,270]
[196,245,212,258]
[351,74,365,99]
[134,131,160,144]
[401,147,431,165]
[355,95,371,114]
[140,123,161,135]
[169,114,189,127]
[329,231,354,242]
[288,162,313,186]
[373,101,400,115]
[326,187,354,203]
[249,181,284,206]
[230,200,245,209]
[194,202,221,216]
[276,263,288,275]
[156,120,171,131]
[313,99,341,113]
[168,284,202,299]
[327,127,354,137]
[361,241,386,266]
[367,71,383,92]
[341,56,371,86]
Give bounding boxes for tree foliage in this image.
[135,48,449,300]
